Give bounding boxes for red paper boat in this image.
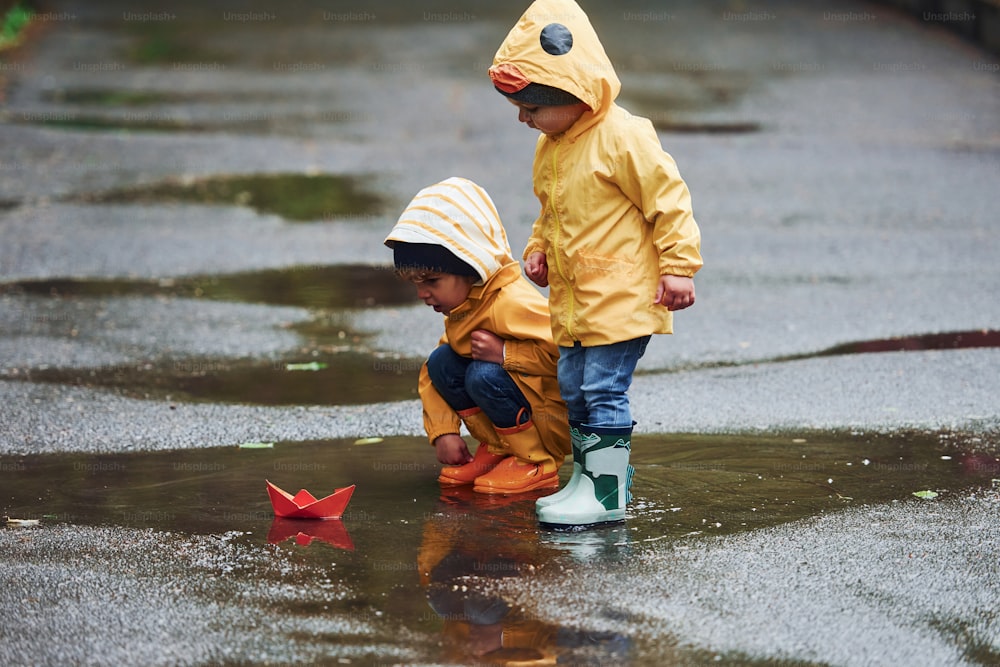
[266,480,355,520]
[266,518,355,551]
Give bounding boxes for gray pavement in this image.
[2,0,1000,665]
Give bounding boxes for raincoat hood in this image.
[384,177,515,284]
[490,0,620,126]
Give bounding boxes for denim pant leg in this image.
[426,344,531,429]
[558,336,650,429]
[464,361,532,429]
[557,344,589,425]
[426,345,477,413]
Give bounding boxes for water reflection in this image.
[540,522,633,564]
[4,264,414,309]
[19,351,419,407]
[3,265,423,407]
[1,432,996,663]
[65,173,385,222]
[418,486,630,664]
[819,329,1000,355]
[2,431,994,539]
[267,518,354,550]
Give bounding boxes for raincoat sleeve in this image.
[523,139,551,261]
[418,333,462,446]
[616,124,703,278]
[523,213,549,261]
[503,337,558,377]
[491,288,559,378]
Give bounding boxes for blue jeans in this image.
[557,336,650,429]
[426,345,531,429]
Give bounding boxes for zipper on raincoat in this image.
[548,141,576,341]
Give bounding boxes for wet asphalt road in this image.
[2,0,1000,665]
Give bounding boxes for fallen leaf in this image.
[285,362,327,372]
[5,517,39,527]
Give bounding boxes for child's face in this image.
[508,99,588,136]
[408,273,473,315]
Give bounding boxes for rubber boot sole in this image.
[535,474,627,528]
[538,511,626,530]
[473,472,559,495]
[437,450,507,487]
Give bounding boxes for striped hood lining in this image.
[385,177,515,284]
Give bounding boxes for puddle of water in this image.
[24,352,420,406]
[623,71,760,135]
[1,431,995,664]
[64,173,384,222]
[644,329,1000,376]
[44,89,189,107]
[633,432,997,537]
[125,24,229,66]
[23,89,354,134]
[42,88,318,107]
[3,429,994,544]
[652,119,762,134]
[3,264,411,310]
[820,329,1000,355]
[2,266,423,405]
[11,113,264,134]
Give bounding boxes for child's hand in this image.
[434,434,473,465]
[524,252,549,287]
[470,330,504,364]
[654,275,696,311]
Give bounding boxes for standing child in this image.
[384,177,570,495]
[489,0,703,527]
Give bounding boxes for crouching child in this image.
[384,177,570,495]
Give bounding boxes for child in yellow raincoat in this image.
[489,0,703,527]
[384,177,570,495]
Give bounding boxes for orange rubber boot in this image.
[473,421,560,495]
[438,408,507,486]
[438,444,507,486]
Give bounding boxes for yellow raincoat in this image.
[384,177,568,459]
[491,0,703,347]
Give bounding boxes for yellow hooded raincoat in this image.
[490,0,703,347]
[384,177,569,459]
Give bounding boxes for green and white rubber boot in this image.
[535,421,583,509]
[536,425,634,529]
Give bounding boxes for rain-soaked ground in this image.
[3,430,998,665]
[4,269,999,407]
[3,0,1000,664]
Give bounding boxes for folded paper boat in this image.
[266,480,355,520]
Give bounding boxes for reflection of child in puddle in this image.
[417,490,557,662]
[417,489,630,664]
[423,550,539,659]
